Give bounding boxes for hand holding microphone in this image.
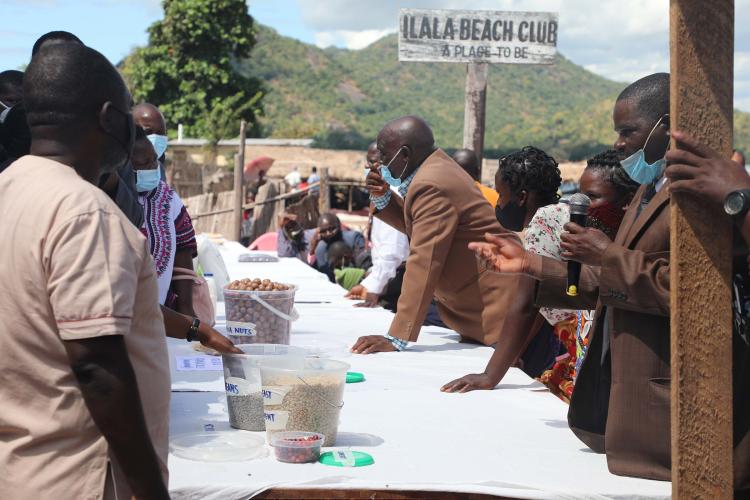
[560,193,613,294]
[565,193,591,296]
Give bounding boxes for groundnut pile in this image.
[224,279,294,345]
[227,278,290,291]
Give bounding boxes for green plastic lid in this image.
[319,450,374,467]
[346,372,365,383]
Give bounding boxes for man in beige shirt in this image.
[0,44,169,499]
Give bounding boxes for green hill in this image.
[239,25,750,161]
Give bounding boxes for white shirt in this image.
[285,170,302,188]
[360,217,410,294]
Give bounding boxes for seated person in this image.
[276,212,316,261]
[452,148,498,206]
[310,212,366,281]
[328,241,366,291]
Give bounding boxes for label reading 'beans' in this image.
[262,386,291,405]
[225,321,257,336]
[225,377,255,396]
[264,410,289,430]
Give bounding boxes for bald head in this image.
[376,116,436,180]
[133,102,167,136]
[318,212,342,243]
[452,149,479,181]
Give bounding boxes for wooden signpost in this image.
[398,8,558,171]
[670,1,734,497]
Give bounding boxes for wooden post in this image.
[462,63,488,176]
[233,120,247,242]
[670,1,734,497]
[318,167,330,214]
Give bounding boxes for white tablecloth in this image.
[167,241,671,500]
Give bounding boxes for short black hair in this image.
[497,146,561,205]
[312,166,317,173]
[0,70,24,96]
[31,31,83,57]
[585,149,640,200]
[452,148,480,180]
[616,73,670,123]
[24,43,128,128]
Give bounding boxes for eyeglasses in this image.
[319,226,338,236]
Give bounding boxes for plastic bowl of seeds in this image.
[270,431,325,463]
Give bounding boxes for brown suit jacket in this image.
[535,183,750,490]
[375,149,519,345]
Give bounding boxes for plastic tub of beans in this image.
[222,344,306,431]
[270,431,325,463]
[260,358,349,446]
[223,279,298,345]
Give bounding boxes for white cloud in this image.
[297,0,750,111]
[314,29,394,50]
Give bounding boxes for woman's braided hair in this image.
[585,149,640,200]
[497,146,561,205]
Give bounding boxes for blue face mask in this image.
[380,147,407,187]
[136,168,161,192]
[620,115,668,185]
[147,134,168,158]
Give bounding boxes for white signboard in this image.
[398,9,558,65]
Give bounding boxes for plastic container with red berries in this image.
[270,431,325,463]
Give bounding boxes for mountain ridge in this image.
[239,25,750,161]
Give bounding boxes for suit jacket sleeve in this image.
[373,194,407,234]
[597,245,670,316]
[534,255,601,310]
[388,184,458,342]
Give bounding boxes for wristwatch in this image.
[186,317,201,342]
[723,189,750,219]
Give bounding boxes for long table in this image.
[167,241,671,499]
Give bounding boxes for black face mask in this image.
[495,202,526,232]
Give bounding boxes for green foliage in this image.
[240,26,750,160]
[121,0,263,141]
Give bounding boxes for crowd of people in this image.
[1,29,749,498]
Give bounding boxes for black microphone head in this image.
[568,193,591,216]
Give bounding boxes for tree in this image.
[122,0,263,140]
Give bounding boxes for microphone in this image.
[566,193,591,297]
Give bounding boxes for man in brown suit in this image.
[470,73,749,490]
[351,116,519,354]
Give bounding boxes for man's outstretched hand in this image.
[468,233,529,274]
[351,335,396,354]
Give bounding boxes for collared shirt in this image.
[0,156,170,499]
[360,216,409,295]
[371,167,419,210]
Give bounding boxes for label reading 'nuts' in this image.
[225,321,257,336]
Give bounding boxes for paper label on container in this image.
[225,377,255,396]
[175,355,223,371]
[264,410,289,430]
[225,321,257,337]
[262,386,291,406]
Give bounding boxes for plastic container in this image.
[222,344,306,431]
[223,285,298,345]
[170,431,266,462]
[194,235,230,298]
[270,431,325,463]
[260,358,349,446]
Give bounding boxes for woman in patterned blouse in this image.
[132,126,197,316]
[442,149,638,401]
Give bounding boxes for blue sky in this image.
[4,0,750,111]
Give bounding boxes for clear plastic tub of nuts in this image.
[224,279,298,345]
